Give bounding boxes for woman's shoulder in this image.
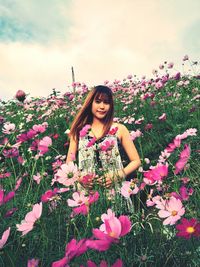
[112,122,127,131]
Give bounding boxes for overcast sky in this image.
[0,0,199,101]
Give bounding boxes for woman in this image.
[66,85,141,188]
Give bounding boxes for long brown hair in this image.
[69,85,114,141]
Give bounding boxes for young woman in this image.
[66,85,141,188]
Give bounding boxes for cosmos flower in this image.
[156,197,185,225]
[176,218,200,239]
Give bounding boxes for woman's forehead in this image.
[95,93,110,101]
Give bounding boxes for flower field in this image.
[0,56,200,267]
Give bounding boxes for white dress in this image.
[78,128,124,176]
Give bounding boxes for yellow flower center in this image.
[109,231,117,238]
[186,226,195,234]
[171,210,178,216]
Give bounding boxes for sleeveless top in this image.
[78,126,124,176]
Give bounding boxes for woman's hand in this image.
[97,169,126,188]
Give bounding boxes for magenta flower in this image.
[171,185,193,201]
[41,189,58,202]
[143,164,168,185]
[0,227,10,249]
[27,258,39,267]
[100,139,115,152]
[174,144,190,174]
[16,202,42,236]
[3,147,19,158]
[86,137,97,148]
[86,209,131,251]
[156,197,185,225]
[0,189,15,206]
[38,136,52,155]
[79,124,91,138]
[51,238,88,267]
[176,218,200,239]
[4,208,18,218]
[108,127,118,135]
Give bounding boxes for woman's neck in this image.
[91,118,105,128]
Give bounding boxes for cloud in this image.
[0,0,72,43]
[0,0,199,101]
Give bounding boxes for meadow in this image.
[0,56,200,267]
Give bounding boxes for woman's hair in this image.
[69,85,114,141]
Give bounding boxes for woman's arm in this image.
[119,124,141,177]
[66,135,78,163]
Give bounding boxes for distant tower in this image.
[71,66,75,94]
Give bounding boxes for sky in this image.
[0,0,199,101]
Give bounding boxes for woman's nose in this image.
[99,102,105,108]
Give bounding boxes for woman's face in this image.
[91,94,111,120]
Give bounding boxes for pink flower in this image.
[15,177,23,191]
[72,192,99,215]
[15,90,26,102]
[144,123,153,131]
[174,144,190,174]
[67,192,89,207]
[130,130,142,141]
[155,81,163,89]
[0,172,11,179]
[54,162,79,187]
[32,124,46,134]
[0,227,10,249]
[38,136,52,155]
[2,122,16,135]
[16,202,42,236]
[33,173,42,184]
[176,218,200,239]
[51,238,88,267]
[120,181,139,198]
[79,124,91,138]
[158,113,166,121]
[27,258,39,267]
[167,62,174,69]
[156,197,185,225]
[86,209,131,251]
